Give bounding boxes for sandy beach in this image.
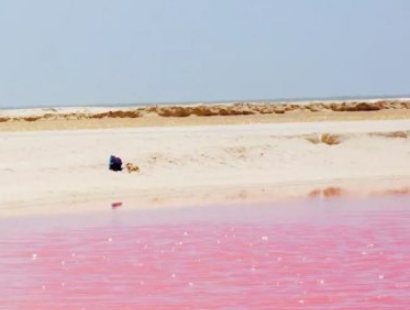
[1,99,410,218]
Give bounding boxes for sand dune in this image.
[3,99,410,131]
[1,99,410,122]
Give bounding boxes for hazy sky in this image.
[0,0,409,107]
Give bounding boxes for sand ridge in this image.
[3,99,410,132]
[1,99,410,127]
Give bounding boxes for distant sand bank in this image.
[2,98,410,131]
[2,120,410,218]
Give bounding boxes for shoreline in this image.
[3,175,410,219]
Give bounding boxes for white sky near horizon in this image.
[0,0,409,108]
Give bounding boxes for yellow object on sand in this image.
[126,163,140,173]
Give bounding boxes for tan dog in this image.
[125,163,140,173]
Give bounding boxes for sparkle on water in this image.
[1,196,410,309]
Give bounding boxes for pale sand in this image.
[2,118,410,218]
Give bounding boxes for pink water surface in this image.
[1,197,410,309]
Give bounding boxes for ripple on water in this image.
[1,197,410,309]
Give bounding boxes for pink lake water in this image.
[1,196,410,309]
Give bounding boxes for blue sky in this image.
[0,0,409,107]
